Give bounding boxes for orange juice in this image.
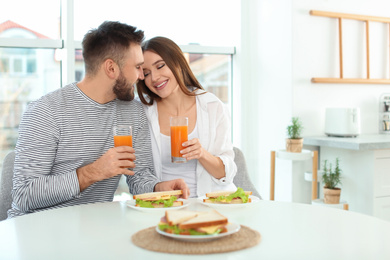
[114,135,133,147]
[170,125,188,158]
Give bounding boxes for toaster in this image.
[324,108,361,137]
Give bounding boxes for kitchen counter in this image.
[303,134,390,150]
[303,134,390,221]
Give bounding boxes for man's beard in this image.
[113,71,135,101]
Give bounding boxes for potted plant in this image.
[322,158,342,204]
[286,117,303,153]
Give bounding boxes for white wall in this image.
[237,0,390,201]
[236,0,293,200]
[293,0,390,136]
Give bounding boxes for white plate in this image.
[155,222,240,242]
[126,199,190,213]
[198,195,261,209]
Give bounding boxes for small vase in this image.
[286,138,303,153]
[323,187,341,204]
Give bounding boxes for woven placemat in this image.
[131,225,261,255]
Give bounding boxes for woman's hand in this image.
[180,138,204,160]
[181,138,226,179]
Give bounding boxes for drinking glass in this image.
[113,125,132,147]
[170,116,188,163]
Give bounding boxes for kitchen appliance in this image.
[325,108,360,137]
[379,93,390,134]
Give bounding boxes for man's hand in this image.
[76,146,136,191]
[154,179,190,199]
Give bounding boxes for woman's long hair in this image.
[136,36,204,105]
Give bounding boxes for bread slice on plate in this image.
[205,190,252,198]
[203,198,252,204]
[133,190,183,200]
[178,210,228,229]
[203,188,253,204]
[137,200,183,208]
[165,210,201,225]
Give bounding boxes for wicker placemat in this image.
[131,225,261,255]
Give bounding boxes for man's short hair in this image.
[82,21,144,75]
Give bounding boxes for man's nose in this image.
[138,68,144,80]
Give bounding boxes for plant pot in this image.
[286,138,303,153]
[323,187,341,204]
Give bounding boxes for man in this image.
[8,21,188,218]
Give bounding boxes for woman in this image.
[137,36,237,198]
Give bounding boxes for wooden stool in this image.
[270,150,318,201]
[270,149,348,210]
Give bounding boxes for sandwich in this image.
[158,209,228,235]
[133,190,183,208]
[203,187,252,204]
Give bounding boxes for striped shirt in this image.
[8,83,158,218]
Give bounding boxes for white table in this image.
[0,199,389,260]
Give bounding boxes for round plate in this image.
[198,195,261,209]
[126,199,190,213]
[155,222,241,242]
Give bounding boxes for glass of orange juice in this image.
[170,116,188,163]
[113,125,132,147]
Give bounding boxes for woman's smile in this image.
[154,80,168,90]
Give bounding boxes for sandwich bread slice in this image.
[159,209,228,235]
[203,187,252,204]
[133,190,183,208]
[165,210,201,225]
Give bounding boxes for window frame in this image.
[0,0,236,131]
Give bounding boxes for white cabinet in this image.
[304,135,390,221]
[373,151,390,221]
[374,152,390,197]
[374,197,390,221]
[319,148,390,221]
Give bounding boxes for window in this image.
[73,0,240,46]
[0,0,61,170]
[0,0,238,178]
[189,53,232,103]
[0,49,38,75]
[75,51,232,105]
[0,0,60,40]
[0,48,61,162]
[0,58,9,73]
[27,58,36,73]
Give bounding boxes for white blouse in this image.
[142,90,237,197]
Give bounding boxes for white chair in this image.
[233,147,261,199]
[0,151,15,221]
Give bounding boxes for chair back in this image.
[0,151,15,221]
[233,147,261,198]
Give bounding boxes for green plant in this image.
[322,158,342,189]
[286,117,303,139]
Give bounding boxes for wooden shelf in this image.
[310,10,390,84]
[312,78,390,84]
[310,10,390,23]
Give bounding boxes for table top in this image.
[0,199,389,260]
[304,134,390,150]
